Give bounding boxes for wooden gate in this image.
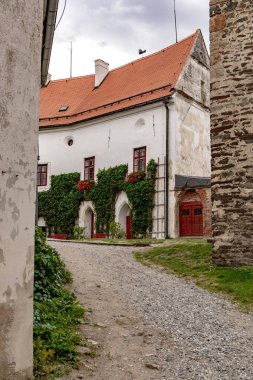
[179,202,203,237]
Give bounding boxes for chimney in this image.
[94,59,109,87]
[45,73,52,86]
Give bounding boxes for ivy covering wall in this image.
[38,160,157,237]
[38,173,82,235]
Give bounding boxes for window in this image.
[37,164,48,186]
[84,157,95,180]
[133,147,146,172]
[59,105,69,112]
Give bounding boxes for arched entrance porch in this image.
[115,192,132,239]
[79,201,95,238]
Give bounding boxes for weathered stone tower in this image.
[210,0,253,266]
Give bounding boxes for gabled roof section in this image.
[40,30,199,127]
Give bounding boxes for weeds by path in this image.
[34,229,85,379]
[135,241,253,310]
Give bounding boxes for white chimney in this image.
[94,59,109,87]
[46,73,52,86]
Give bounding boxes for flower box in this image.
[77,180,95,191]
[50,233,68,240]
[93,233,108,239]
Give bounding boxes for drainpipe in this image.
[163,98,170,239]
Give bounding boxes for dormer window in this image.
[59,105,69,112]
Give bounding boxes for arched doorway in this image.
[79,201,95,238]
[118,203,132,239]
[84,207,94,238]
[179,191,204,237]
[115,191,132,239]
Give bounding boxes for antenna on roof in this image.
[139,49,146,57]
[174,0,178,43]
[70,41,73,78]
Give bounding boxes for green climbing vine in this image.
[89,165,128,233]
[38,160,158,238]
[38,173,83,236]
[124,159,157,236]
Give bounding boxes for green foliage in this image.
[135,239,253,309]
[73,226,86,240]
[89,165,128,233]
[34,228,84,379]
[38,160,158,238]
[34,228,71,302]
[109,221,121,239]
[118,228,126,239]
[124,159,157,236]
[124,179,155,236]
[146,158,158,179]
[38,173,82,236]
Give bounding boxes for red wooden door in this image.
[179,202,203,237]
[126,216,132,240]
[191,205,204,236]
[91,211,94,238]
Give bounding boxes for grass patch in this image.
[80,237,165,245]
[34,229,85,379]
[135,241,253,309]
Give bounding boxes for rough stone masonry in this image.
[210,0,253,266]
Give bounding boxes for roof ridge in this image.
[108,30,198,74]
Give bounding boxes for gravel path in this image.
[51,242,253,380]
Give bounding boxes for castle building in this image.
[39,30,211,239]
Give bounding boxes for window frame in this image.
[84,156,95,180]
[133,146,146,173]
[37,164,48,187]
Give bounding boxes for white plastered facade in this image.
[39,37,210,239]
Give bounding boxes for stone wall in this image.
[210,0,253,266]
[0,1,43,378]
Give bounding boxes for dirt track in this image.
[50,241,253,380]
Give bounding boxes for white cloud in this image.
[49,0,209,80]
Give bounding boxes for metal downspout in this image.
[164,99,170,239]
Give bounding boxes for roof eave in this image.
[39,94,175,130]
[41,0,59,86]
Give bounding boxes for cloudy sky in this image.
[49,0,209,80]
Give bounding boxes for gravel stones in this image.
[51,242,253,380]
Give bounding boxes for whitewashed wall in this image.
[168,52,210,237]
[39,103,166,190]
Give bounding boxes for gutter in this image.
[39,95,172,130]
[41,0,59,86]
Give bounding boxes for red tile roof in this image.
[40,31,199,128]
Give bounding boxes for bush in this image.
[109,221,121,239]
[34,228,84,379]
[73,226,86,240]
